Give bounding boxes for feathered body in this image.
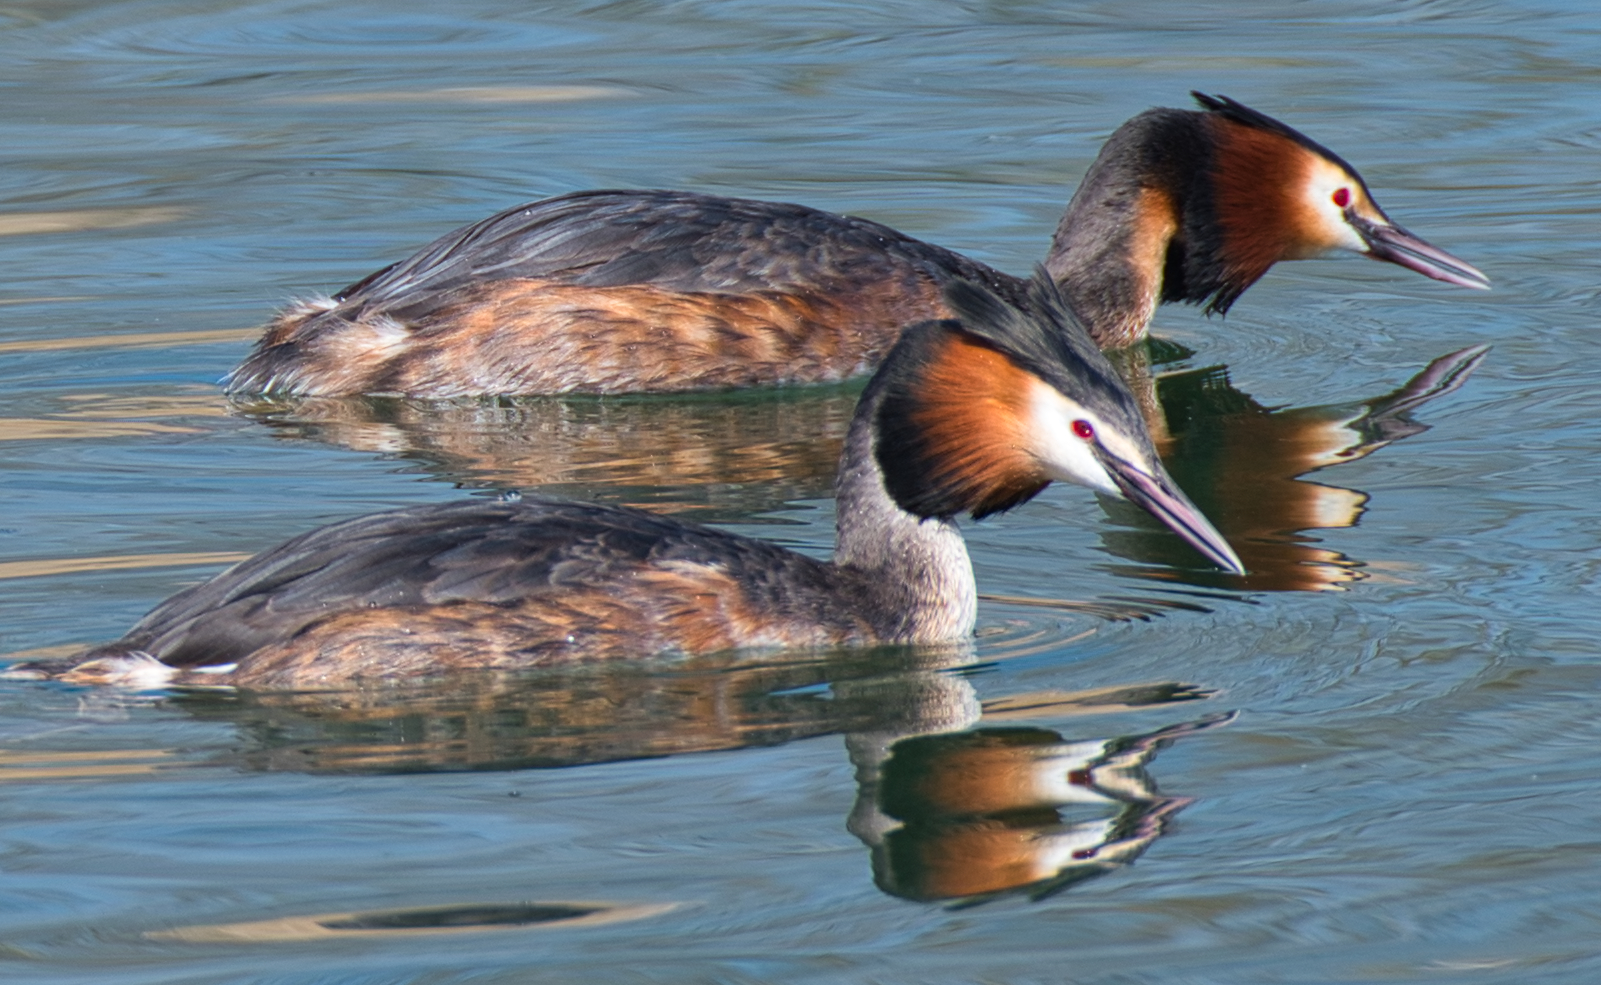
[225,94,1485,398]
[55,277,1240,689]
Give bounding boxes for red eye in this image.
[1332,187,1351,208]
[1072,419,1095,440]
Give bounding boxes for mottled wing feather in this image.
[345,190,1009,314]
[102,497,863,671]
[228,189,1037,396]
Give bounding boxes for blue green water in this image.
[2,2,1598,982]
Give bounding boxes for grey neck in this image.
[1044,172,1167,347]
[832,383,977,644]
[1043,109,1194,348]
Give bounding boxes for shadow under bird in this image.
[37,275,1241,689]
[224,93,1488,398]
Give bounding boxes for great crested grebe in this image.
[224,93,1487,398]
[49,275,1240,689]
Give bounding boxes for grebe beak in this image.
[1093,448,1246,576]
[1348,213,1490,290]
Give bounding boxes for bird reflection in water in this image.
[163,643,1228,904]
[232,385,856,524]
[234,341,1486,590]
[1103,341,1488,591]
[848,716,1232,904]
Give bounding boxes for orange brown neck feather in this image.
[1207,116,1318,292]
[1112,186,1181,344]
[875,327,1050,521]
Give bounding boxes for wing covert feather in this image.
[105,497,854,670]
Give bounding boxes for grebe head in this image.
[1192,92,1490,310]
[873,273,1244,575]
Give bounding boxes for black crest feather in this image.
[1190,91,1365,193]
[872,272,1145,521]
[943,269,1135,423]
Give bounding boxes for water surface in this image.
[2,2,1598,982]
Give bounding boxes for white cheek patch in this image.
[1302,158,1369,255]
[1026,383,1120,497]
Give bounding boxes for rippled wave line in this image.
[0,551,251,581]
